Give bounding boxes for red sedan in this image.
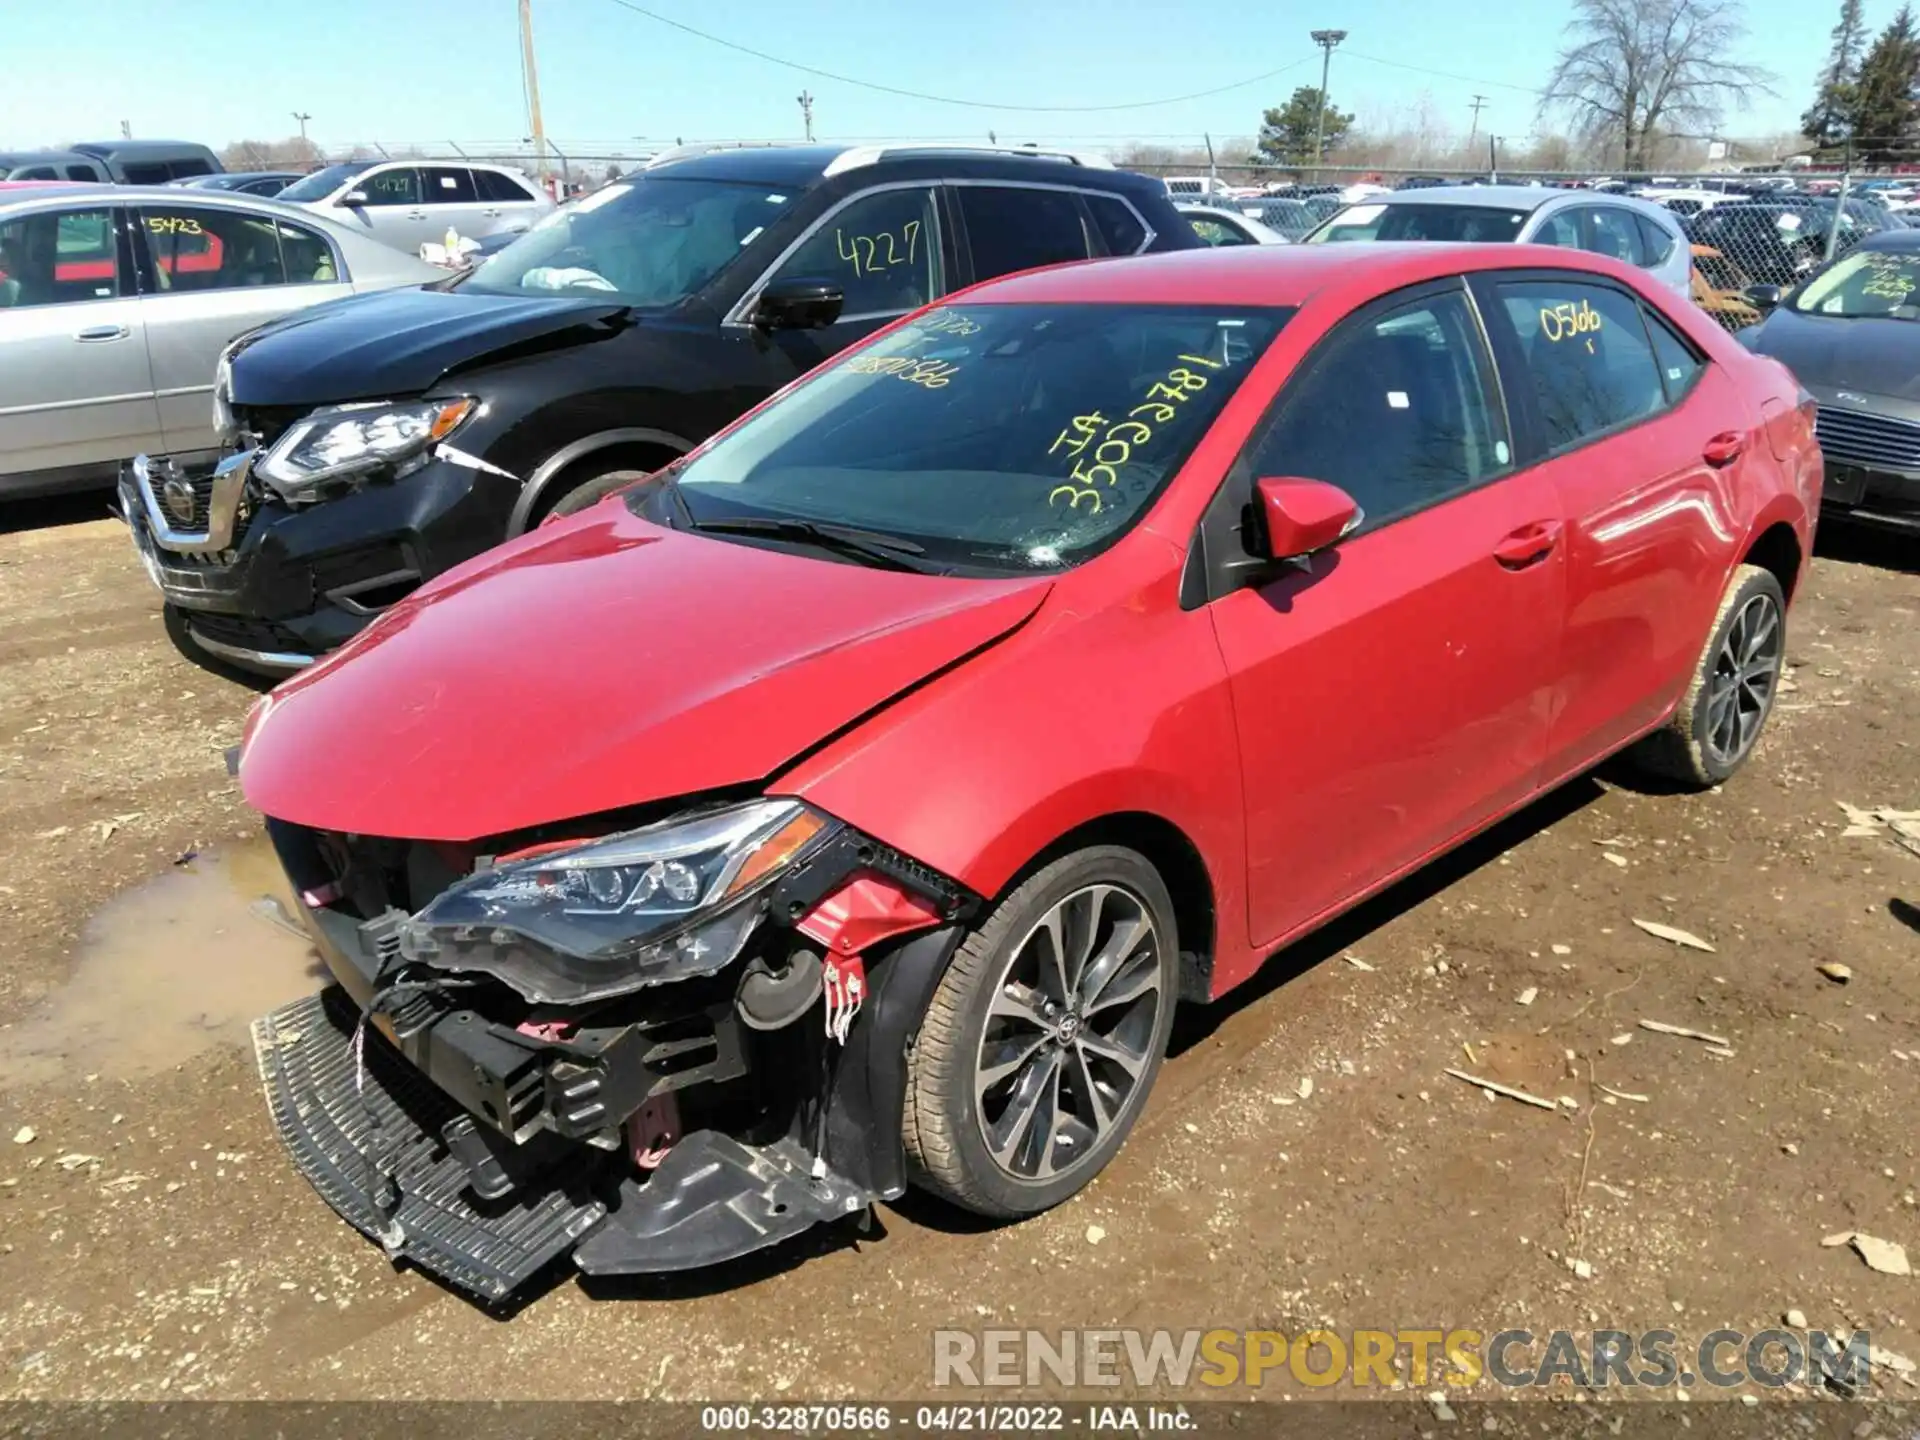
[238,242,1819,1298]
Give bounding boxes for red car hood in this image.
[240,505,1051,841]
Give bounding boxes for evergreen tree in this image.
[1847,5,1920,163]
[1255,88,1354,165]
[1802,0,1867,146]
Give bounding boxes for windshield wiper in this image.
[686,515,933,572]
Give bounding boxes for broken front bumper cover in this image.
[251,817,976,1300]
[254,988,879,1299]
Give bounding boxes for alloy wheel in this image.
[1703,591,1782,767]
[973,883,1164,1183]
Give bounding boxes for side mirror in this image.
[339,189,369,206]
[1253,476,1361,561]
[752,277,844,332]
[1744,284,1783,311]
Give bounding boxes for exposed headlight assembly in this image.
[211,346,237,442]
[399,800,836,1004]
[255,397,475,499]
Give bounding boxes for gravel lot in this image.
[1,495,1916,1410]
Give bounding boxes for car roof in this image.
[956,241,1647,309]
[0,183,342,221]
[1861,227,1920,251]
[1358,184,1574,211]
[643,141,1142,191]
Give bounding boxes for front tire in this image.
[903,846,1178,1219]
[1628,563,1786,788]
[541,467,656,523]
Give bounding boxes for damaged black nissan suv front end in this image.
[257,798,977,1300]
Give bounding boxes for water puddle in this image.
[0,842,329,1088]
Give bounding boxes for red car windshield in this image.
[673,303,1290,572]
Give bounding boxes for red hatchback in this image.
[239,243,1819,1299]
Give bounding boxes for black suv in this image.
[120,143,1197,674]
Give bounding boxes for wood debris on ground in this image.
[1631,918,1716,952]
[1639,1019,1731,1047]
[1443,1068,1558,1111]
[1837,801,1920,859]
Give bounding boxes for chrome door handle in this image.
[481,208,501,217]
[406,209,427,219]
[75,324,130,342]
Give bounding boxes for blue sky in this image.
[0,0,1864,158]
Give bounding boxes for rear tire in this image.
[904,846,1178,1219]
[1627,563,1786,788]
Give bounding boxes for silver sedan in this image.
[0,184,441,500]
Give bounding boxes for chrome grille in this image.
[1815,405,1920,474]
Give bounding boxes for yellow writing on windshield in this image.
[1539,298,1602,352]
[1860,262,1915,301]
[1046,352,1223,516]
[837,219,922,278]
[913,309,980,338]
[844,353,957,388]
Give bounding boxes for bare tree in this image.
[1539,0,1774,170]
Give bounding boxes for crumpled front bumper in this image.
[251,818,973,1301]
[253,990,610,1299]
[119,446,520,672]
[253,989,874,1299]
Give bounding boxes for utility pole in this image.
[1467,95,1487,145]
[797,91,815,142]
[1310,29,1348,172]
[292,111,313,165]
[519,0,549,183]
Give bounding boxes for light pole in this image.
[292,111,313,165]
[1310,29,1347,171]
[797,91,815,142]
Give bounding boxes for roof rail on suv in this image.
[822,143,1116,178]
[643,140,812,170]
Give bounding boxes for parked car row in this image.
[118,144,1195,671]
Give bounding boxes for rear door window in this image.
[1584,208,1646,266]
[424,166,477,204]
[1085,194,1148,255]
[138,205,290,291]
[476,169,538,203]
[957,186,1094,280]
[1495,279,1667,453]
[1531,208,1582,248]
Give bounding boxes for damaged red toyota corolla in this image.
[239,243,1819,1299]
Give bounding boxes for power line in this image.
[595,0,1312,112]
[1342,49,1544,96]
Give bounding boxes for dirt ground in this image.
[1,494,1917,1410]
